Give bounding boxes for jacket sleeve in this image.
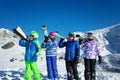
[19,39,27,47]
[75,42,80,59]
[34,40,42,56]
[80,42,84,51]
[41,40,53,48]
[41,42,47,48]
[95,42,100,56]
[58,40,66,48]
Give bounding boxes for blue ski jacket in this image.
[19,38,41,62]
[59,40,80,61]
[41,40,58,56]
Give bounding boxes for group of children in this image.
[19,30,102,80]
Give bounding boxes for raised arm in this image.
[19,39,27,47]
[58,38,66,48]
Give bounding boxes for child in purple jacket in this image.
[81,32,102,80]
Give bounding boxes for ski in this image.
[42,25,49,37]
[54,31,66,39]
[13,27,28,41]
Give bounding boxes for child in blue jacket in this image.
[59,32,80,80]
[41,32,58,80]
[19,31,42,80]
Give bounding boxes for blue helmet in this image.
[68,32,75,37]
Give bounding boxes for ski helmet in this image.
[87,32,93,35]
[87,32,94,40]
[68,32,74,37]
[49,32,55,36]
[30,31,39,38]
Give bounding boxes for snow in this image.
[0,25,120,80]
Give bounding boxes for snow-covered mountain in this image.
[75,24,120,55]
[0,25,120,80]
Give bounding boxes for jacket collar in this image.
[30,38,37,42]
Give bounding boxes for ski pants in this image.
[46,56,58,79]
[65,60,79,80]
[25,61,42,80]
[84,59,96,80]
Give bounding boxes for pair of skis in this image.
[13,25,66,41]
[42,25,66,39]
[13,27,29,41]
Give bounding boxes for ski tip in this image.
[55,31,58,33]
[16,26,19,28]
[12,26,20,33]
[42,25,47,30]
[12,29,16,33]
[54,31,59,34]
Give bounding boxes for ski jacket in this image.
[19,38,41,62]
[59,40,80,61]
[81,40,100,59]
[41,40,58,56]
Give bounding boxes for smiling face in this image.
[49,35,55,39]
[68,34,74,40]
[87,33,94,40]
[49,32,56,41]
[30,35,34,40]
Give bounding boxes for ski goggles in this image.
[30,35,34,37]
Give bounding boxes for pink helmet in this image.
[49,32,55,36]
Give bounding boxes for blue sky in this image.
[0,0,120,41]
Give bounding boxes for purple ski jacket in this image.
[81,40,100,59]
[41,40,58,56]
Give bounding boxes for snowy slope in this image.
[90,24,120,54]
[0,25,120,80]
[0,28,25,69]
[75,24,120,55]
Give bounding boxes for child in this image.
[19,31,42,80]
[81,32,102,80]
[41,32,58,80]
[59,32,80,80]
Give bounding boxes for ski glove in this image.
[98,56,102,64]
[76,34,84,45]
[44,36,49,42]
[60,38,65,42]
[74,58,80,64]
[76,34,80,37]
[79,38,84,45]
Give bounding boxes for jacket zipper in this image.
[28,43,31,60]
[68,47,70,61]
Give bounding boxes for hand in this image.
[44,36,49,42]
[60,38,64,42]
[79,38,83,45]
[31,54,37,61]
[98,56,102,64]
[76,34,80,37]
[74,58,80,64]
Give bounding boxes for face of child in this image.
[87,34,94,39]
[68,35,74,40]
[30,35,34,40]
[49,35,55,40]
